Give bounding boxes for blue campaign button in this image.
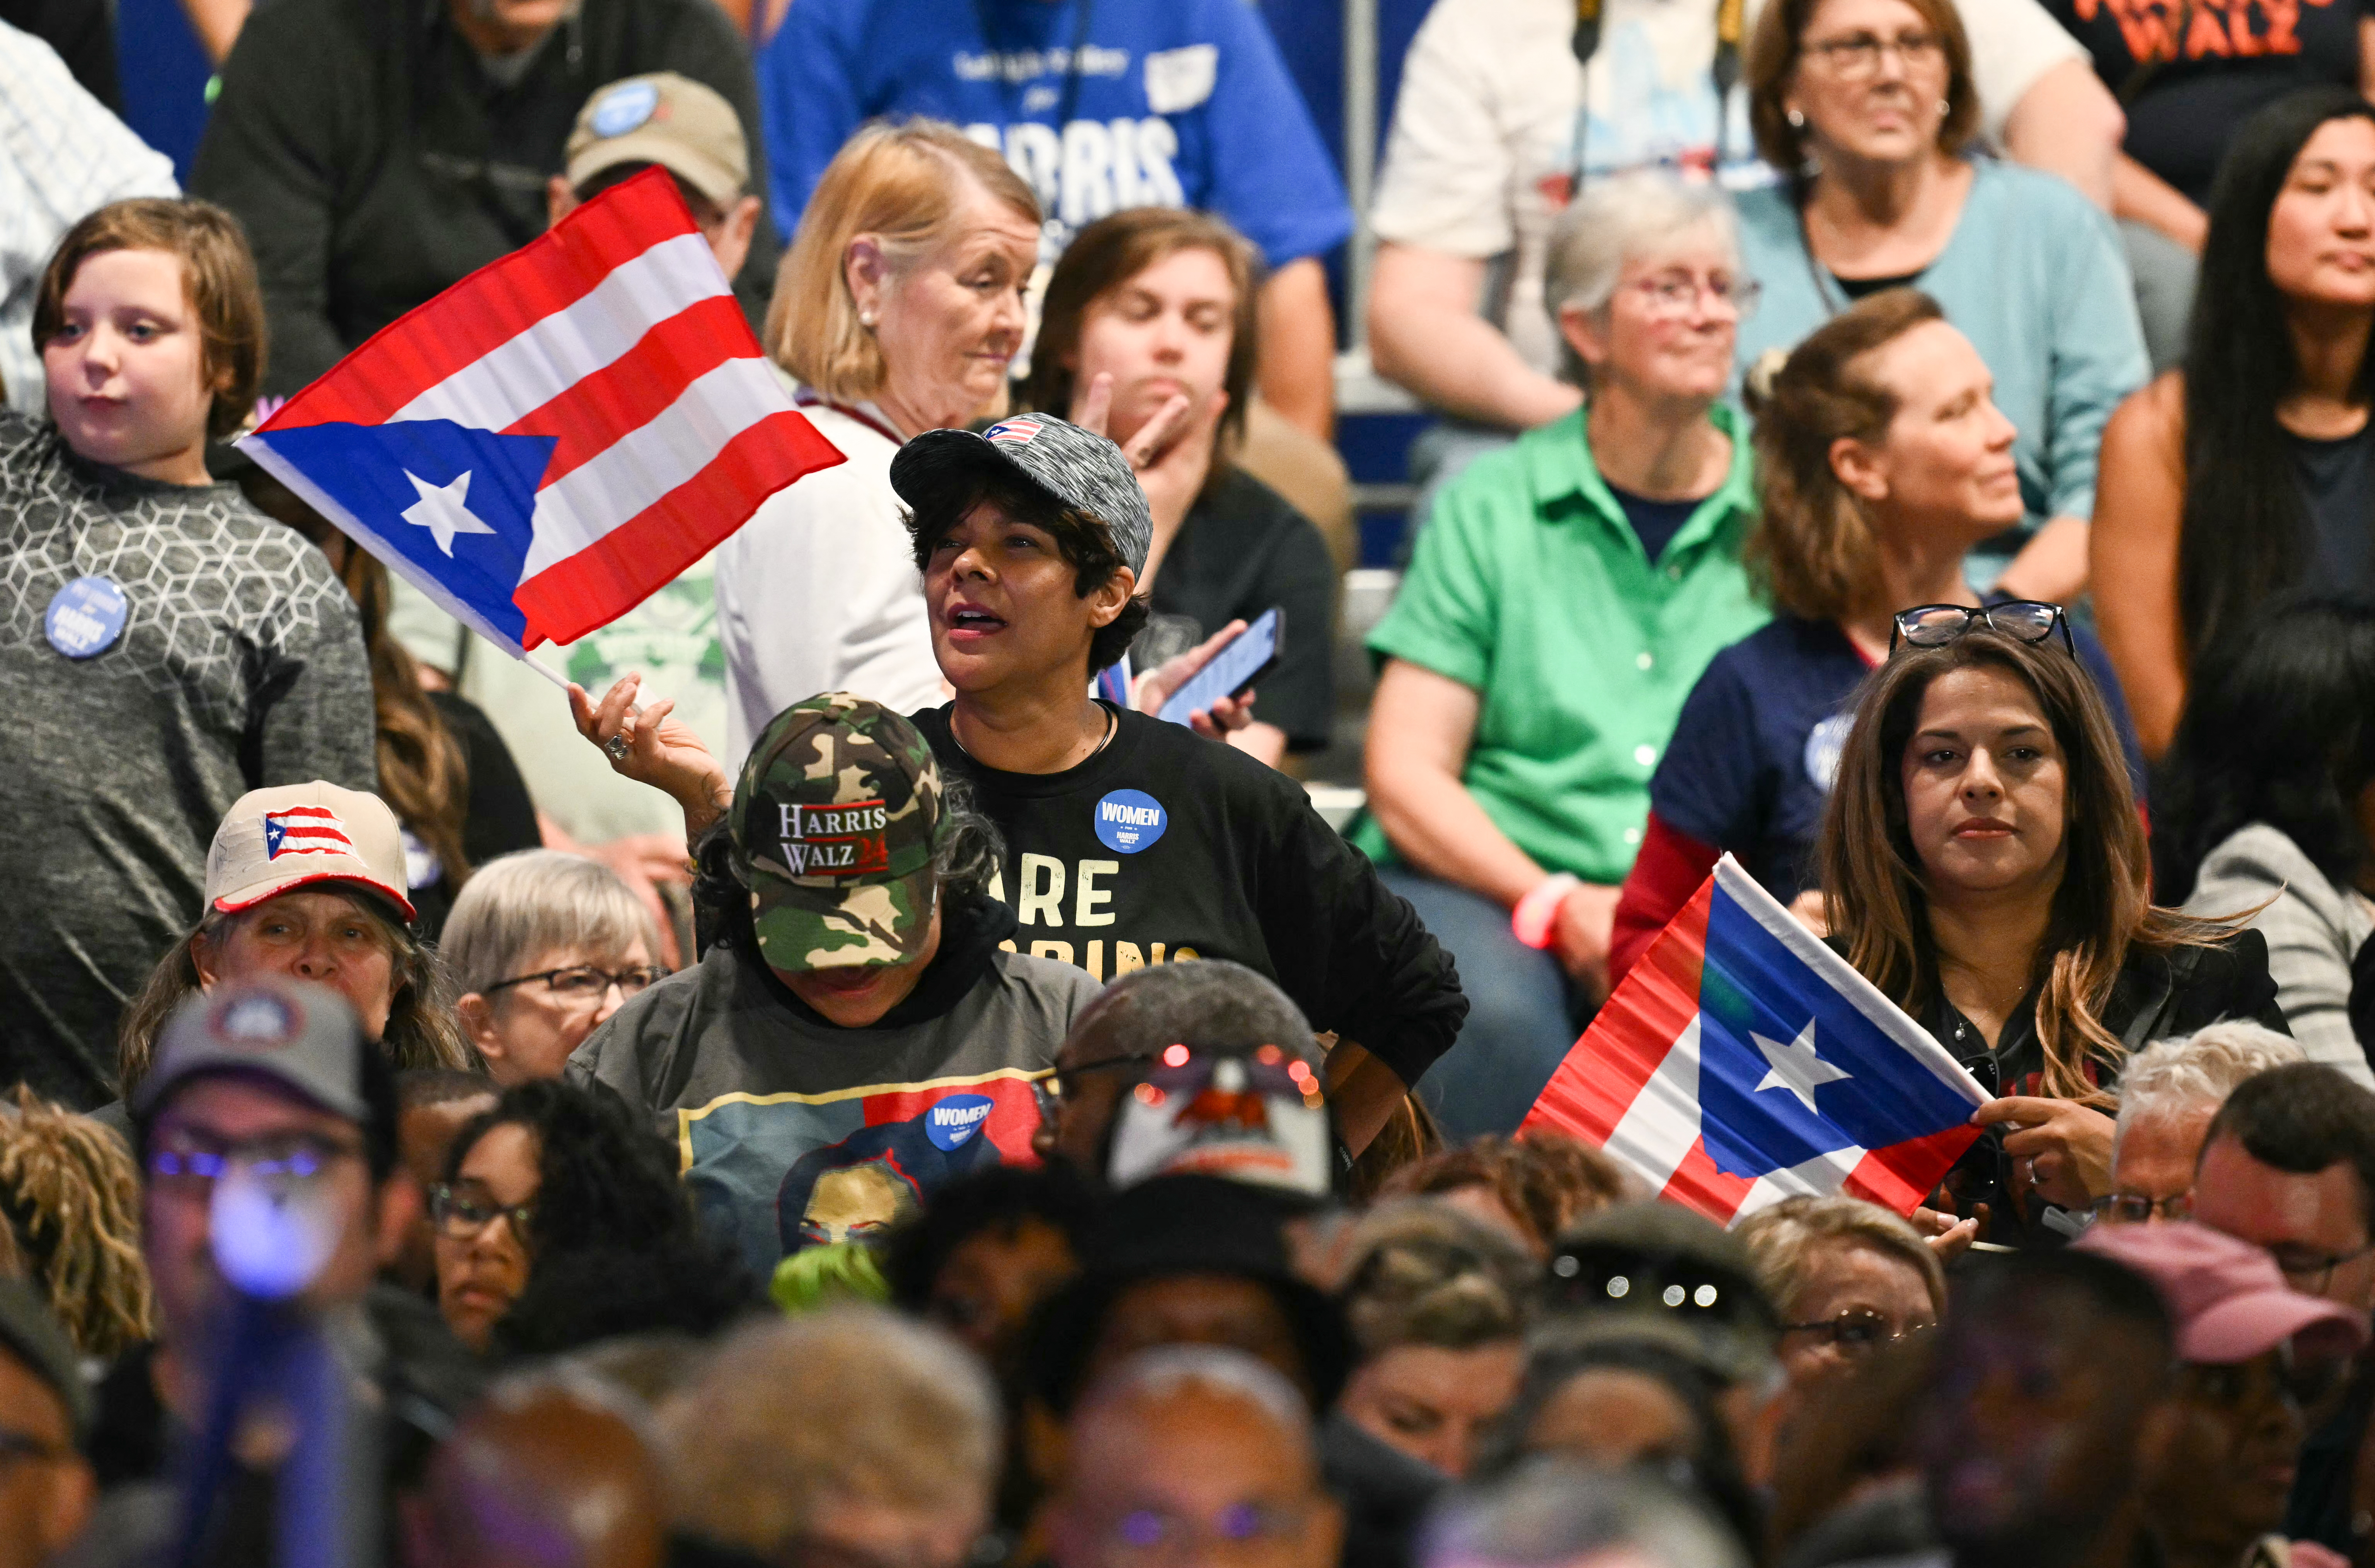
[1093,789,1167,854]
[924,1094,995,1152]
[589,80,660,138]
[44,575,128,658]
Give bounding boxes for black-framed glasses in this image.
[147,1130,362,1191]
[1030,1043,1323,1126]
[2089,1191,2193,1226]
[1890,600,2076,657]
[1030,1051,1162,1126]
[483,964,667,1004]
[430,1183,537,1242]
[2268,1241,2375,1295]
[1804,29,1944,80]
[1780,1309,1935,1356]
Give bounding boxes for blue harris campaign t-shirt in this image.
[756,0,1354,268]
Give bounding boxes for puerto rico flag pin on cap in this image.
[985,418,1043,444]
[205,782,416,922]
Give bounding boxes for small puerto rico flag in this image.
[1524,856,1989,1227]
[261,806,356,860]
[237,168,845,655]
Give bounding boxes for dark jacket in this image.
[189,0,777,398]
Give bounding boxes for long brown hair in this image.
[1022,205,1262,452]
[114,896,475,1097]
[236,467,472,882]
[1818,631,2223,1104]
[1744,288,1942,624]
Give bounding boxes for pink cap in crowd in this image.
[2075,1219,2370,1364]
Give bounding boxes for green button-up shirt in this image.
[1354,403,1769,885]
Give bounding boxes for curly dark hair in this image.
[443,1079,690,1262]
[900,463,1151,674]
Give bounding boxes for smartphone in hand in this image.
[1157,607,1283,727]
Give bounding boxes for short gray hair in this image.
[1424,1458,1748,1568]
[441,850,664,999]
[1543,170,1743,322]
[660,1307,1000,1552]
[1076,1345,1314,1444]
[2116,1021,2305,1139]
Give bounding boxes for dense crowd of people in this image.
[6,0,2375,1563]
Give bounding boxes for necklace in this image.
[950,701,1116,769]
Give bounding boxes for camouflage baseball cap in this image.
[729,694,950,971]
[888,412,1153,577]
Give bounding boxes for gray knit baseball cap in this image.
[132,978,369,1123]
[889,412,1153,577]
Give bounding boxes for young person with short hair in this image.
[2,199,375,1110]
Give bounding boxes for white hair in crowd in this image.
[2115,1021,2305,1140]
[1075,1344,1314,1440]
[440,850,663,1000]
[1423,1456,1748,1568]
[1542,169,1743,322]
[659,1307,1000,1554]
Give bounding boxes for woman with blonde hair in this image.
[1609,290,2144,984]
[1736,1195,1942,1385]
[713,119,1043,760]
[1820,627,2284,1244]
[0,1086,152,1359]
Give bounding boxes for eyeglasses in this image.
[1103,1501,1315,1563]
[2089,1191,2193,1226]
[1545,1247,1777,1334]
[1780,1309,1935,1356]
[1804,29,1945,80]
[484,964,667,1004]
[1889,600,2077,658]
[1627,275,1762,321]
[2268,1241,2375,1295]
[147,1130,362,1192]
[429,1183,537,1242]
[1031,1043,1322,1126]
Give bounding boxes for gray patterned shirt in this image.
[0,415,375,1106]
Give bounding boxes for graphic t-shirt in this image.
[569,892,1098,1275]
[0,413,375,1107]
[2049,0,2372,205]
[911,704,1467,1089]
[756,0,1352,270]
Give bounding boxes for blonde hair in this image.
[0,1086,154,1358]
[766,119,1041,402]
[661,1307,999,1552]
[1736,1195,1945,1319]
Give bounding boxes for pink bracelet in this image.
[1511,873,1582,950]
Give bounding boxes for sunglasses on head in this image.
[1889,600,2076,658]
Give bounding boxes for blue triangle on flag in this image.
[254,419,559,646]
[1694,879,1985,1179]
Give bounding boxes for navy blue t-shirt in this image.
[755,0,1354,268]
[1605,482,1702,566]
[1650,611,2147,903]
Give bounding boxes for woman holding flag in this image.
[1818,621,2286,1244]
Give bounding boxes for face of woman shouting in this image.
[847,175,1040,438]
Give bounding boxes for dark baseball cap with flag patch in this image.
[729,694,951,971]
[889,411,1153,577]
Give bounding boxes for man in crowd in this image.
[80,979,480,1561]
[1046,1347,1344,1568]
[1913,1251,2179,1568]
[2189,1063,2375,1550]
[757,0,1348,439]
[188,0,777,399]
[0,17,173,415]
[404,1377,669,1568]
[0,1280,95,1568]
[2100,1022,2303,1226]
[1365,0,2124,527]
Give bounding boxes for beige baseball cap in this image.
[204,782,414,923]
[566,72,749,209]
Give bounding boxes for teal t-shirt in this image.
[1354,404,1769,885]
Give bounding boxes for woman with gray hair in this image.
[1358,169,1768,1139]
[445,850,666,1086]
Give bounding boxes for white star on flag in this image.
[400,469,497,556]
[1751,1018,1852,1114]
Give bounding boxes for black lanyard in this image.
[969,0,1099,142]
[1567,0,1743,187]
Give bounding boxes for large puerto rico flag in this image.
[1525,856,1989,1227]
[237,168,843,655]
